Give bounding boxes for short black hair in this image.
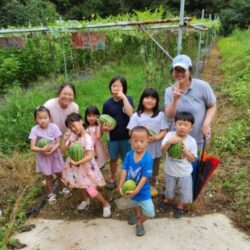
[175,111,195,124]
[65,113,82,127]
[57,83,76,97]
[34,105,51,119]
[130,126,149,137]
[109,75,127,94]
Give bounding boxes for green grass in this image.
[0,61,171,154]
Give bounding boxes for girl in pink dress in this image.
[61,113,111,218]
[84,106,109,170]
[29,106,72,205]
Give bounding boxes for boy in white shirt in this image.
[161,112,197,218]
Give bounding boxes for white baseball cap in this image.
[172,54,192,70]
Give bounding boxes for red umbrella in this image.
[193,137,220,201]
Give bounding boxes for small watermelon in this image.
[168,143,182,159]
[68,142,84,162]
[37,138,50,148]
[148,128,157,136]
[99,114,116,127]
[122,179,136,196]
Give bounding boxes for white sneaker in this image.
[77,199,90,210]
[103,204,111,218]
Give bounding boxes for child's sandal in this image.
[48,193,57,205]
[59,187,72,198]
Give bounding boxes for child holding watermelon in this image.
[102,75,134,189]
[127,88,168,197]
[29,106,72,205]
[118,126,155,236]
[161,111,197,218]
[61,113,111,218]
[84,106,109,170]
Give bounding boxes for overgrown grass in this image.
[0,61,172,154]
[211,29,250,232]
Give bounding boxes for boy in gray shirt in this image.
[161,112,197,218]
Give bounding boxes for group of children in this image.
[29,75,198,236]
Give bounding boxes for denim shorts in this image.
[108,139,131,160]
[131,199,155,218]
[165,173,193,203]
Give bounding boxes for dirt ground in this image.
[1,43,249,249]
[33,43,237,223]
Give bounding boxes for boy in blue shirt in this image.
[118,126,155,236]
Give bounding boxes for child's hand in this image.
[114,90,126,100]
[149,135,157,143]
[126,190,137,198]
[102,122,115,131]
[63,129,71,141]
[70,159,79,166]
[42,144,53,153]
[169,135,182,145]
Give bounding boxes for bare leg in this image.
[110,159,117,181]
[45,175,53,193]
[163,197,172,204]
[133,206,141,218]
[54,172,65,189]
[79,189,89,201]
[137,213,148,225]
[95,192,109,207]
[177,202,184,209]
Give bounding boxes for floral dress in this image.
[87,126,109,168]
[63,132,105,189]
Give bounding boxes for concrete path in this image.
[14,213,249,250]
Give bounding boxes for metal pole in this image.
[140,25,173,61]
[177,0,185,55]
[195,9,205,77]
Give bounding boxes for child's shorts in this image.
[130,199,155,218]
[165,173,193,203]
[108,139,131,160]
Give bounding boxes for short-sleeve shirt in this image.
[164,79,216,147]
[44,98,79,134]
[102,96,134,141]
[29,122,62,143]
[127,111,168,158]
[122,150,153,201]
[161,131,198,177]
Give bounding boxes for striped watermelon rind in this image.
[99,114,116,127]
[68,142,84,162]
[122,179,136,196]
[37,138,50,148]
[168,143,182,159]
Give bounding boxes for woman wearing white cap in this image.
[164,54,216,149]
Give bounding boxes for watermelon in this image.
[37,138,50,148]
[168,143,183,159]
[99,114,116,127]
[148,128,157,136]
[122,179,136,196]
[68,142,84,162]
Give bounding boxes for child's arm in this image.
[43,137,61,155]
[70,149,94,166]
[30,139,52,154]
[182,143,196,162]
[117,91,133,116]
[117,170,127,194]
[149,129,168,143]
[161,135,181,153]
[96,120,103,140]
[126,176,147,198]
[60,130,71,153]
